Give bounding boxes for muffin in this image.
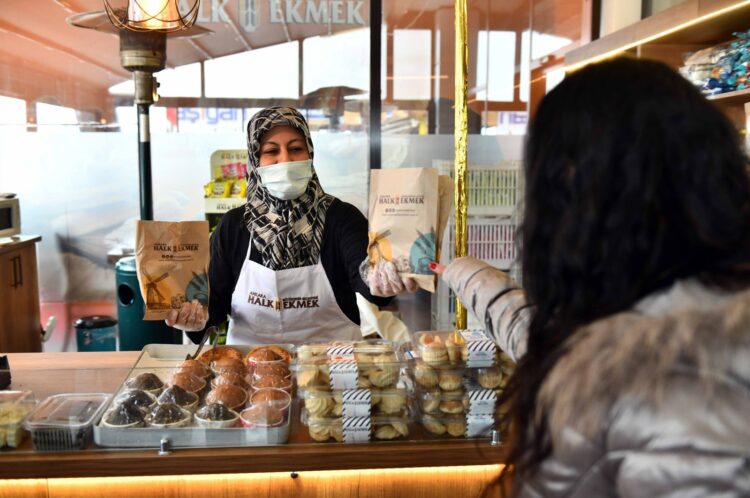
[251,374,292,392]
[158,385,199,412]
[240,405,284,428]
[205,384,248,411]
[175,359,211,380]
[197,346,243,364]
[210,357,247,376]
[125,372,164,395]
[102,401,146,428]
[253,361,291,379]
[194,403,240,428]
[115,389,157,412]
[211,372,250,390]
[245,345,291,365]
[250,388,291,412]
[169,372,207,395]
[148,403,191,428]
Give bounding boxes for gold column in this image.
[454,0,469,329]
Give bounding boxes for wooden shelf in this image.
[707,87,750,106]
[566,0,750,67]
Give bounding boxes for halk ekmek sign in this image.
[185,0,368,33]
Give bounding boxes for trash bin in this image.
[115,256,182,351]
[74,316,118,352]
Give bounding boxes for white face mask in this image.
[257,159,313,200]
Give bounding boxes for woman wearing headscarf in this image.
[168,107,414,344]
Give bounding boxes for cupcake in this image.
[148,403,191,428]
[125,372,164,395]
[158,385,199,412]
[102,401,146,428]
[251,374,292,393]
[253,360,291,380]
[175,359,211,380]
[250,387,291,413]
[197,346,243,364]
[194,403,240,428]
[211,372,250,390]
[240,404,284,428]
[210,357,247,376]
[205,384,248,411]
[115,389,157,412]
[169,372,207,395]
[246,345,292,365]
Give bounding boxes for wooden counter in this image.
[0,352,506,484]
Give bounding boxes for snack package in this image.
[230,178,247,198]
[203,180,232,198]
[135,220,210,320]
[367,168,453,292]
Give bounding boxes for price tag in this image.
[466,388,497,417]
[466,414,494,438]
[342,389,372,418]
[329,360,358,390]
[343,416,371,443]
[459,330,497,367]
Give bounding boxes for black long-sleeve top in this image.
[187,199,391,343]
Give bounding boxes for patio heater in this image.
[67,0,207,220]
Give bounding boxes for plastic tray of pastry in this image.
[94,343,294,448]
[416,380,500,417]
[24,393,110,451]
[410,359,507,391]
[301,387,410,419]
[300,407,411,443]
[419,412,496,439]
[295,340,406,392]
[0,391,36,449]
[411,330,501,368]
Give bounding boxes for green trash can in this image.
[115,256,182,351]
[74,316,118,352]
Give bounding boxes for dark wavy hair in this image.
[500,56,750,492]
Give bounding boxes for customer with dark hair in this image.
[437,57,750,496]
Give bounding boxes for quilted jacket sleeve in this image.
[442,256,531,361]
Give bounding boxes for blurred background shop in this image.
[2,0,746,352]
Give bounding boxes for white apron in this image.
[227,243,362,345]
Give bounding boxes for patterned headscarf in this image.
[243,107,334,270]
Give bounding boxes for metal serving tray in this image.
[94,343,293,449]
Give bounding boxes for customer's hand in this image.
[429,261,446,275]
[368,260,418,297]
[165,299,208,332]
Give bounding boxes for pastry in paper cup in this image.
[245,345,292,366]
[205,384,248,412]
[101,401,146,428]
[194,403,240,428]
[211,372,250,390]
[169,372,207,395]
[197,346,243,365]
[115,389,157,412]
[210,357,248,376]
[125,372,164,395]
[250,388,291,413]
[175,359,211,380]
[239,404,284,429]
[253,360,291,380]
[157,385,199,412]
[147,403,191,428]
[251,374,292,393]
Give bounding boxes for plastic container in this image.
[302,410,411,443]
[74,316,118,352]
[295,340,404,392]
[419,412,495,439]
[301,388,409,418]
[411,330,499,368]
[115,256,182,351]
[24,393,110,451]
[0,391,35,449]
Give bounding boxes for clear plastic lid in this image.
[412,330,499,367]
[0,390,33,404]
[296,339,402,364]
[301,387,410,418]
[23,393,110,430]
[301,408,411,442]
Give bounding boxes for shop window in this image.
[36,103,79,133]
[0,96,26,126]
[108,63,202,98]
[303,29,370,96]
[476,31,516,102]
[204,41,299,99]
[393,29,432,101]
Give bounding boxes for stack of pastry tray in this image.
[94,343,292,449]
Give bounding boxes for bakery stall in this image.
[0,335,508,498]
